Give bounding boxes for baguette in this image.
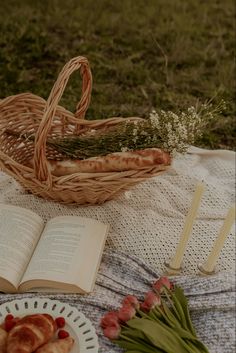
[46,148,171,176]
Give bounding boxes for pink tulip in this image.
[118,304,136,322]
[153,276,173,293]
[140,301,151,313]
[122,295,140,309]
[144,291,161,310]
[100,311,119,328]
[103,323,121,340]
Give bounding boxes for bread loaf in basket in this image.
[0,56,171,204]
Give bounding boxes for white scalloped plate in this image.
[0,298,99,353]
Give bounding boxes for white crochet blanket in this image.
[0,250,235,353]
[0,146,235,275]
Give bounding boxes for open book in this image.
[0,204,109,294]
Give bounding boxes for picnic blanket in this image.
[0,146,235,275]
[0,249,235,353]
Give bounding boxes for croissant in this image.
[6,314,56,353]
[35,337,74,353]
[0,327,7,353]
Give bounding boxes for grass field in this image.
[0,0,235,149]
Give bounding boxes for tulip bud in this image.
[122,295,140,309]
[153,276,173,293]
[140,301,151,313]
[103,323,121,340]
[100,311,119,328]
[144,291,161,310]
[118,304,136,322]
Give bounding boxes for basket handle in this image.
[34,56,92,182]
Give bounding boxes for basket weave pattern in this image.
[0,56,170,204]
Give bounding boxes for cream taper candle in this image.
[200,204,235,273]
[169,181,205,269]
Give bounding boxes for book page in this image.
[0,204,44,289]
[20,216,109,292]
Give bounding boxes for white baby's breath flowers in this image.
[142,104,214,155]
[118,100,221,155]
[47,100,224,158]
[149,110,160,129]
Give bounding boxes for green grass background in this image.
[0,0,235,149]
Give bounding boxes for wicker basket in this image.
[0,56,170,204]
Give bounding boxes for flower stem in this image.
[162,287,182,322]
